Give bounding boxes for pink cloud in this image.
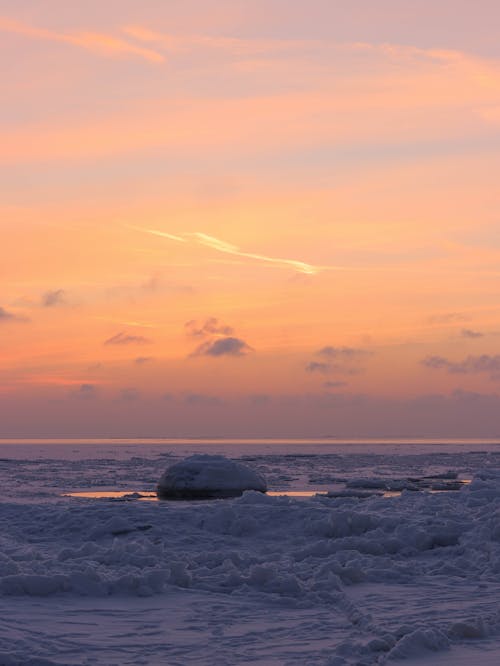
[0,17,165,63]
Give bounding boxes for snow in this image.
[1,440,500,664]
[156,454,267,498]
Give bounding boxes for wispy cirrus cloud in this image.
[191,232,320,274]
[128,227,186,243]
[133,227,327,275]
[0,17,165,63]
[121,25,305,52]
[3,35,500,167]
[121,25,500,81]
[427,312,470,324]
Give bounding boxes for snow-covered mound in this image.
[156,454,267,499]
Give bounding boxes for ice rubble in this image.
[4,462,500,663]
[0,471,499,599]
[156,454,267,498]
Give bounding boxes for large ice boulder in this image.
[157,455,267,499]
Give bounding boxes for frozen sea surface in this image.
[2,439,500,665]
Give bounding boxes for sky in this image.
[2,0,500,437]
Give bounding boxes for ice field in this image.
[2,439,500,665]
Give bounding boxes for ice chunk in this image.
[386,627,450,659]
[156,454,267,499]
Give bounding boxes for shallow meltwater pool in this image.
[63,490,326,501]
[63,483,470,501]
[63,490,158,501]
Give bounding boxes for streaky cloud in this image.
[306,361,331,373]
[189,231,319,275]
[127,225,186,243]
[421,355,450,370]
[122,26,500,78]
[121,25,313,56]
[133,226,327,275]
[104,331,151,345]
[461,329,484,339]
[324,381,349,389]
[119,387,141,401]
[0,306,28,323]
[95,316,156,328]
[317,346,370,359]
[0,307,17,321]
[0,17,165,63]
[135,356,153,364]
[428,311,470,324]
[184,393,224,405]
[422,354,500,378]
[307,345,371,376]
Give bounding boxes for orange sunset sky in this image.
[2,0,500,437]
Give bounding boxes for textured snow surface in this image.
[157,454,267,497]
[2,441,500,664]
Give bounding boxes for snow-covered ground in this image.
[2,439,500,665]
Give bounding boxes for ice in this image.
[156,454,267,498]
[385,627,450,660]
[1,441,500,664]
